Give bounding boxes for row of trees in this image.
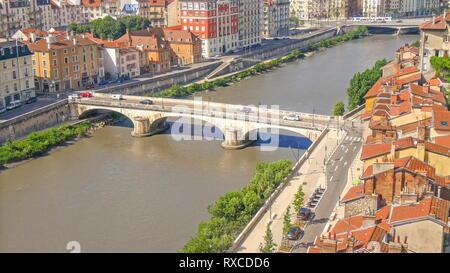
[332,58,388,115]
[148,50,305,98]
[67,16,151,40]
[430,56,450,81]
[150,26,370,99]
[0,121,93,165]
[181,159,292,253]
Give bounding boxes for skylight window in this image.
[441,121,448,126]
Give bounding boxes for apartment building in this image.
[101,42,141,79]
[291,0,357,20]
[180,0,239,57]
[25,33,100,92]
[263,0,289,38]
[0,40,35,107]
[50,0,87,28]
[137,0,179,27]
[81,0,121,21]
[0,0,53,39]
[237,0,262,49]
[419,14,450,79]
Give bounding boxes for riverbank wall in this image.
[0,100,71,143]
[228,127,330,252]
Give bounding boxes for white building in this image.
[100,43,140,80]
[0,40,35,107]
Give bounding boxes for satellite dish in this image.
[366,241,381,253]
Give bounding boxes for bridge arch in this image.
[242,126,316,150]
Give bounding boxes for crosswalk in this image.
[343,135,362,142]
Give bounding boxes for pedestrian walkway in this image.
[236,130,342,253]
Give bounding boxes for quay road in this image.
[292,123,364,253]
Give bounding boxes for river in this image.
[0,34,417,252]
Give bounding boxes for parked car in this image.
[237,106,252,113]
[287,226,303,240]
[0,105,6,113]
[100,80,109,85]
[139,99,153,105]
[396,19,403,23]
[81,92,93,98]
[86,83,95,89]
[6,101,21,110]
[111,94,123,100]
[297,207,313,221]
[25,97,37,104]
[283,114,301,121]
[68,93,80,99]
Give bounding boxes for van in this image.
[111,94,123,100]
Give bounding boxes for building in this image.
[180,0,239,58]
[25,33,100,92]
[263,0,289,38]
[137,0,179,27]
[101,42,141,80]
[0,0,53,39]
[309,196,450,253]
[291,0,357,20]
[50,0,87,28]
[0,40,35,107]
[115,28,202,71]
[81,0,121,21]
[238,0,262,49]
[419,13,450,80]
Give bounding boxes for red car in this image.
[81,92,93,98]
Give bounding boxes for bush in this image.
[0,121,93,165]
[181,159,292,253]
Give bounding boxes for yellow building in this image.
[26,33,100,92]
[361,137,450,177]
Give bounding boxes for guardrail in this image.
[342,103,365,120]
[228,127,330,252]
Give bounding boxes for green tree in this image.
[333,101,345,116]
[282,205,292,235]
[411,40,420,48]
[260,224,276,253]
[292,185,305,213]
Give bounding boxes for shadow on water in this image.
[110,119,311,150]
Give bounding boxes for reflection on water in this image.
[0,34,417,252]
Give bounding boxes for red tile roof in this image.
[420,16,447,30]
[433,111,450,131]
[389,196,450,225]
[341,185,365,203]
[435,135,450,148]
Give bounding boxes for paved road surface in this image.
[292,124,363,252]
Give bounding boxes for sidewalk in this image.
[237,130,341,253]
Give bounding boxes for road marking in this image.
[353,146,357,150]
[330,176,334,181]
[334,165,338,171]
[344,161,348,166]
[344,148,348,153]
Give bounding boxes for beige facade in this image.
[239,0,263,48]
[50,0,87,28]
[0,40,35,107]
[394,220,446,253]
[263,0,289,38]
[0,0,53,39]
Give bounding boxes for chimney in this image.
[416,142,425,161]
[418,124,427,141]
[346,234,355,253]
[45,34,55,49]
[29,32,36,43]
[432,15,436,25]
[362,215,377,227]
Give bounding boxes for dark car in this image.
[86,83,95,89]
[139,99,153,105]
[297,207,313,221]
[287,226,303,240]
[25,97,37,104]
[100,80,109,85]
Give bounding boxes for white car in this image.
[0,105,6,113]
[68,93,80,99]
[237,106,252,113]
[111,94,123,100]
[283,114,301,121]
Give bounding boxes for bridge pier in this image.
[221,128,255,150]
[131,116,169,137]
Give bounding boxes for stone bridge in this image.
[69,94,342,149]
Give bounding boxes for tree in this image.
[333,101,345,116]
[292,185,305,213]
[411,40,420,48]
[260,224,276,253]
[282,205,292,235]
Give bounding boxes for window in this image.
[441,121,448,126]
[25,80,29,89]
[64,57,68,64]
[53,59,57,66]
[73,64,79,72]
[12,71,17,79]
[44,70,48,78]
[72,55,78,62]
[64,49,68,54]
[43,60,47,66]
[53,69,58,78]
[52,51,56,56]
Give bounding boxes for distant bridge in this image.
[69,94,347,149]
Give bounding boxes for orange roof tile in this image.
[341,185,365,203]
[420,16,447,30]
[433,111,450,131]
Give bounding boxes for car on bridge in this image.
[283,114,301,121]
[81,92,93,98]
[139,99,153,105]
[237,106,252,113]
[25,97,37,104]
[68,93,80,99]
